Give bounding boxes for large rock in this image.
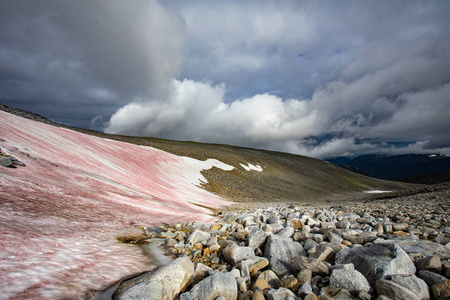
[187,230,211,245]
[391,275,430,300]
[320,287,356,299]
[431,280,450,300]
[377,239,450,259]
[375,279,421,300]
[418,270,448,286]
[222,244,255,265]
[0,156,13,167]
[415,256,442,273]
[264,234,306,276]
[335,243,416,285]
[329,269,371,293]
[113,256,194,300]
[265,287,296,300]
[247,227,267,250]
[242,256,269,275]
[189,271,237,300]
[276,226,294,238]
[290,256,329,276]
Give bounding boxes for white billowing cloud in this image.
[106,79,323,148]
[2,1,450,158]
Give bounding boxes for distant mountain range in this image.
[325,153,450,184]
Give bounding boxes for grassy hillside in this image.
[0,103,415,205]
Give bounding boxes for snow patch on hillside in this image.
[0,110,234,299]
[364,190,392,194]
[240,162,263,172]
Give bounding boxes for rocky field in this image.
[107,184,450,300]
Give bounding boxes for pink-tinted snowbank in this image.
[0,111,233,299]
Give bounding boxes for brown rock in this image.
[442,260,450,278]
[297,269,312,286]
[304,294,318,300]
[252,288,265,300]
[290,256,329,276]
[238,291,252,300]
[415,256,442,273]
[252,278,270,291]
[210,224,222,231]
[393,223,409,231]
[289,219,304,230]
[280,276,300,292]
[432,280,450,300]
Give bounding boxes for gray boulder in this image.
[190,271,237,300]
[391,275,430,300]
[329,269,371,293]
[377,239,450,259]
[113,256,194,300]
[223,244,255,265]
[375,279,421,300]
[0,156,13,167]
[247,227,267,250]
[266,287,296,300]
[276,226,294,238]
[418,270,448,286]
[264,234,306,276]
[335,243,416,285]
[187,230,211,245]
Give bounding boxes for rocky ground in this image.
[108,184,450,300]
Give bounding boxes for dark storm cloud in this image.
[1,1,450,158]
[0,0,185,125]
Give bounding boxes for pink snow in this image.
[0,111,233,299]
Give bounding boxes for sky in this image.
[1,0,449,159]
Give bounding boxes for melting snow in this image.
[364,190,392,194]
[240,163,263,172]
[0,110,234,299]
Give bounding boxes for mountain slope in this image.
[0,105,414,298]
[327,153,450,183]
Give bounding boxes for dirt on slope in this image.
[0,103,416,205]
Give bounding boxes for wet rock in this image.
[390,275,430,300]
[189,271,237,300]
[329,269,371,293]
[113,256,194,300]
[335,243,416,285]
[264,234,306,276]
[375,279,421,300]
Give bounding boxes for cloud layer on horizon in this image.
[1,0,450,158]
